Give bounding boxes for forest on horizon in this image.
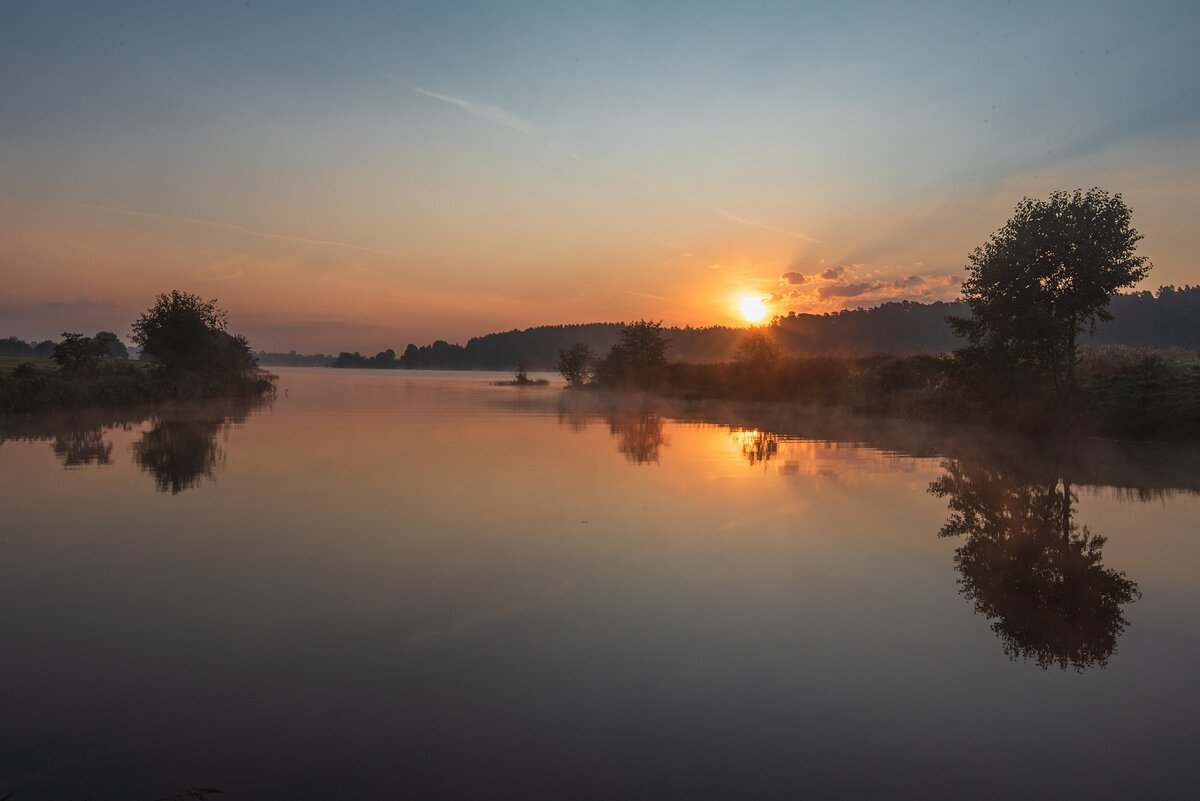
[317,285,1200,371]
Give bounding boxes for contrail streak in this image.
[64,202,390,254]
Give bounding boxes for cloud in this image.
[33,298,119,313]
[818,282,880,298]
[625,290,667,301]
[780,271,807,285]
[412,86,537,135]
[717,209,816,242]
[64,202,389,254]
[410,86,815,245]
[821,266,846,280]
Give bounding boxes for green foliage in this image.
[951,188,1151,400]
[132,290,257,373]
[51,332,109,371]
[557,342,595,387]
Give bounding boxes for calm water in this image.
[2,368,1199,800]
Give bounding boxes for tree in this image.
[93,331,129,360]
[131,290,256,373]
[951,188,1150,401]
[596,320,671,388]
[0,336,34,357]
[557,342,595,387]
[51,332,108,371]
[734,331,781,366]
[514,354,533,384]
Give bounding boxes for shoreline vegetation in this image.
[312,284,1199,372]
[0,291,275,415]
[3,192,1195,441]
[550,192,1197,441]
[575,341,1200,441]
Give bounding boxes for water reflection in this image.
[0,395,267,493]
[930,458,1141,671]
[608,413,666,465]
[52,426,116,466]
[133,410,230,494]
[731,429,780,467]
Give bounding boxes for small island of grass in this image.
[0,291,275,414]
[493,356,550,386]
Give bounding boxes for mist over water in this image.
[2,368,1198,799]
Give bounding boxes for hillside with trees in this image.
[355,286,1198,371]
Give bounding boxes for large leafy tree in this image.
[951,188,1150,400]
[557,342,595,387]
[132,290,256,373]
[597,320,672,388]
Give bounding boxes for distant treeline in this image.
[255,350,336,367]
[2,333,130,360]
[325,286,1200,370]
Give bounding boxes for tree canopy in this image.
[557,342,595,387]
[951,188,1150,399]
[131,290,256,373]
[596,320,672,387]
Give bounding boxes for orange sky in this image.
[2,2,1197,352]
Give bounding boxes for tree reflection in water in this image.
[930,458,1140,670]
[732,429,780,467]
[132,414,225,494]
[0,396,265,493]
[132,399,263,494]
[608,413,666,465]
[52,427,115,466]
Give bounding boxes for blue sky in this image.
[2,1,1197,350]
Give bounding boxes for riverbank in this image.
[0,357,276,414]
[601,346,1200,442]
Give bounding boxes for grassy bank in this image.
[0,358,275,414]
[623,346,1200,441]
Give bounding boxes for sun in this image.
[737,294,769,324]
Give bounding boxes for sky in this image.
[1,0,1197,352]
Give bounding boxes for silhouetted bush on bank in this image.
[0,358,274,413]
[0,292,275,414]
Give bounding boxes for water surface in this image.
[2,368,1198,799]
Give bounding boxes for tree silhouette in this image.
[951,189,1150,401]
[93,331,129,360]
[557,342,596,387]
[929,457,1140,670]
[51,332,108,371]
[132,290,256,373]
[597,320,672,388]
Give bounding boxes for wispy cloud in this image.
[410,84,814,243]
[625,290,668,301]
[717,209,816,242]
[412,86,537,135]
[64,202,389,254]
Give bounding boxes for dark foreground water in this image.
[2,368,1198,800]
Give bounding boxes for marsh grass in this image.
[637,347,1200,441]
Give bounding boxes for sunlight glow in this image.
[738,295,769,324]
